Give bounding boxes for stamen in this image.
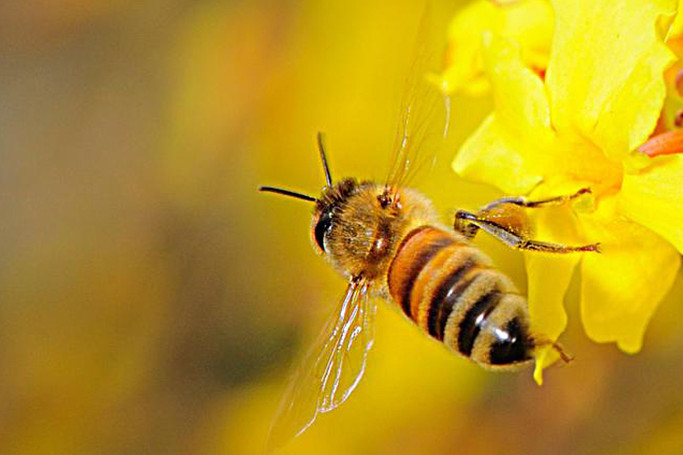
[637,130,683,158]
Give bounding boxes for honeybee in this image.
[260,21,600,451]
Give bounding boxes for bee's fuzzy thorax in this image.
[312,181,442,283]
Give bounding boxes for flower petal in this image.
[618,155,683,253]
[546,0,677,161]
[454,29,623,192]
[670,0,683,36]
[453,34,551,193]
[524,201,584,385]
[453,115,543,194]
[528,253,577,385]
[440,0,553,96]
[579,196,681,353]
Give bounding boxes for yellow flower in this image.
[671,0,683,34]
[452,0,683,384]
[439,0,553,96]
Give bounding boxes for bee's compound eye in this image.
[314,210,334,251]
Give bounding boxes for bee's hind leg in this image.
[453,209,600,253]
[454,209,482,239]
[454,187,599,253]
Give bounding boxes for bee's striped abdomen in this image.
[387,226,534,368]
[386,226,456,317]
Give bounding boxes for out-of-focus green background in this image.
[2,1,683,454]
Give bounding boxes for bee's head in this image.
[259,131,339,255]
[260,132,412,279]
[311,177,361,253]
[259,132,393,251]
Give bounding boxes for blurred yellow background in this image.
[2,1,683,454]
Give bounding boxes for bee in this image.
[259,21,600,452]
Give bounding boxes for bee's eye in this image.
[314,210,334,251]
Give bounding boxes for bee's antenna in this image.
[317,132,333,187]
[259,186,317,202]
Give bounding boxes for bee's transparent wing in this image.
[386,7,448,190]
[267,280,376,451]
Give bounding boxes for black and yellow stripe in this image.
[387,226,534,368]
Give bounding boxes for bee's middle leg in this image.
[480,187,591,212]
